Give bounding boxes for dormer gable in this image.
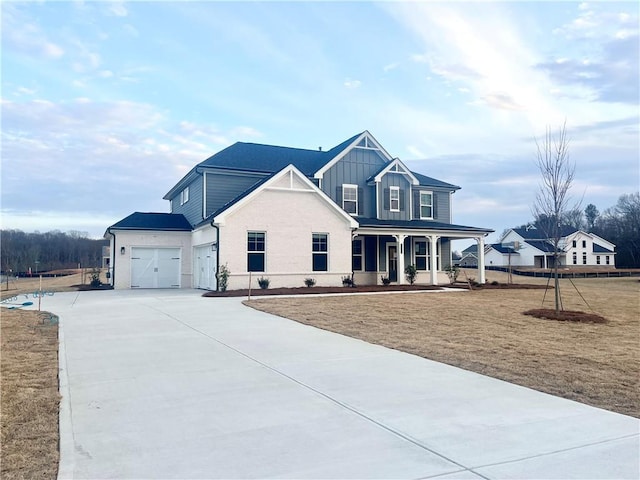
[313,131,393,180]
[368,157,419,186]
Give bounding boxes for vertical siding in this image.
[322,149,386,218]
[411,187,451,222]
[379,174,411,221]
[205,171,266,217]
[170,177,203,226]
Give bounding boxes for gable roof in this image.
[368,158,419,185]
[413,172,460,190]
[211,164,359,228]
[107,212,192,232]
[488,243,519,254]
[524,240,556,253]
[511,226,578,240]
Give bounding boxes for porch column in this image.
[395,234,407,284]
[429,235,439,285]
[476,236,486,284]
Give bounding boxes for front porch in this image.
[351,221,493,286]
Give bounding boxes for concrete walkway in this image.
[35,289,638,479]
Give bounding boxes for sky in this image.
[2,1,638,250]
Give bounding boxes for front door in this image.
[388,245,398,282]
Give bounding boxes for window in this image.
[582,253,587,265]
[352,239,363,271]
[312,233,328,271]
[582,240,587,248]
[342,185,358,215]
[596,255,600,265]
[390,187,400,212]
[572,240,577,248]
[572,252,577,265]
[180,186,190,205]
[415,240,428,270]
[606,256,610,265]
[420,192,433,219]
[247,232,265,272]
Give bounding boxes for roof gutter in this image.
[105,227,116,288]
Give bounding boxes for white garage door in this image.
[131,248,181,288]
[194,245,217,290]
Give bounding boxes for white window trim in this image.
[390,186,400,212]
[352,237,363,272]
[413,238,429,271]
[180,186,190,205]
[342,184,358,216]
[247,231,266,272]
[312,232,329,272]
[420,191,433,219]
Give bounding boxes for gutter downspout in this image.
[106,228,116,288]
[210,220,220,292]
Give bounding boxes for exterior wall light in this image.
[120,246,126,255]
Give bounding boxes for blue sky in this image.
[2,1,638,250]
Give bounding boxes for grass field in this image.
[248,270,640,418]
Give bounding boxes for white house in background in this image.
[105,131,493,290]
[494,226,616,269]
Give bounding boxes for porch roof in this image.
[355,217,493,236]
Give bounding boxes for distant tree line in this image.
[0,229,108,274]
[517,192,640,268]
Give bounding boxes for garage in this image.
[131,247,181,288]
[194,245,217,290]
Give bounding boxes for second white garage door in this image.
[131,247,181,288]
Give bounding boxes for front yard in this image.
[247,272,640,418]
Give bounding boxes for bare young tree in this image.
[532,122,577,313]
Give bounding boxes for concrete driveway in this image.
[41,289,638,479]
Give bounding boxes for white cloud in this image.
[344,78,362,89]
[107,2,128,17]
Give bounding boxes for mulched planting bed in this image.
[203,284,443,297]
[524,308,608,323]
[447,282,551,290]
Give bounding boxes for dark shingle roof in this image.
[413,172,460,190]
[512,226,577,240]
[525,240,556,253]
[462,244,478,253]
[593,244,614,253]
[489,244,519,254]
[108,212,192,231]
[357,218,493,233]
[198,132,363,177]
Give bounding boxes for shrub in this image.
[380,275,391,286]
[217,263,230,292]
[404,264,418,285]
[491,280,499,286]
[257,277,270,289]
[304,278,316,288]
[444,264,460,284]
[341,275,353,287]
[89,268,102,288]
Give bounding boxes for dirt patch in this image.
[524,308,608,323]
[1,309,60,479]
[247,273,639,418]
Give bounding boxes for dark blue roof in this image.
[413,172,460,190]
[108,212,192,231]
[593,244,614,253]
[489,244,519,254]
[512,226,577,240]
[525,240,556,253]
[198,133,363,177]
[357,218,493,233]
[462,244,478,253]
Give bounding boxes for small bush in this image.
[404,264,417,285]
[342,276,353,287]
[217,263,230,292]
[491,280,499,286]
[380,275,391,286]
[89,268,102,288]
[304,278,316,288]
[257,277,270,289]
[444,264,460,284]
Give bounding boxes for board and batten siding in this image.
[170,176,203,226]
[378,174,412,221]
[204,171,266,218]
[322,148,386,218]
[411,187,451,222]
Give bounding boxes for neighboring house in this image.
[495,226,616,269]
[459,244,479,267]
[105,131,493,290]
